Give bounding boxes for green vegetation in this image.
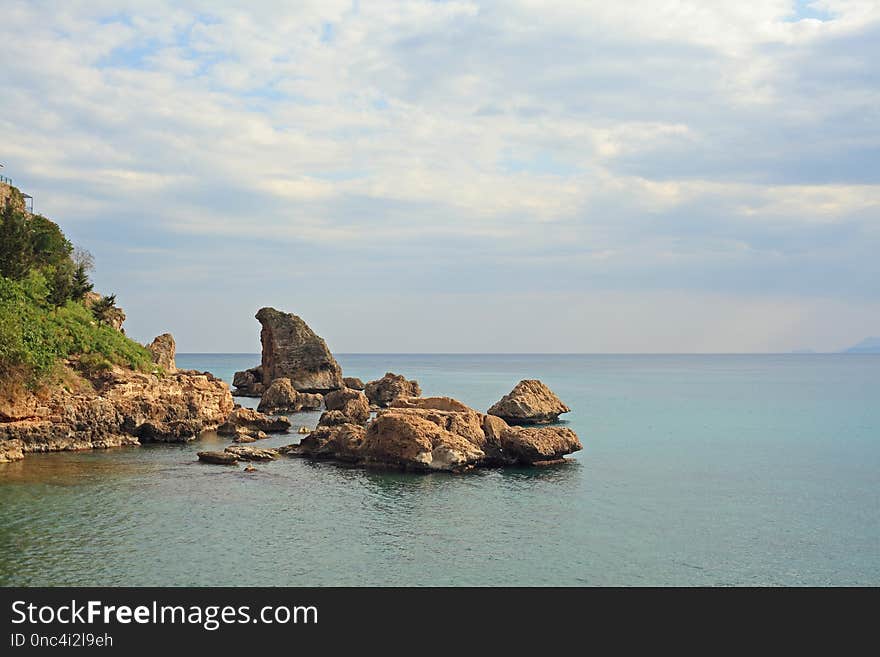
[0,188,152,386]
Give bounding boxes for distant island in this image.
[843,337,880,354]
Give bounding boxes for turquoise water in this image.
[1,354,878,586]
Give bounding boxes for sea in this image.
[1,353,878,586]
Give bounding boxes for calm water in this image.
[1,354,878,586]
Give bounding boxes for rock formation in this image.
[224,444,278,462]
[232,366,264,397]
[198,451,238,465]
[0,367,234,462]
[217,406,290,435]
[364,373,421,408]
[282,395,582,472]
[257,307,343,392]
[146,333,176,372]
[257,378,323,414]
[323,387,370,424]
[343,377,365,390]
[487,380,571,424]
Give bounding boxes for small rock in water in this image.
[297,425,311,434]
[198,451,238,465]
[243,464,257,473]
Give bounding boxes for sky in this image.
[1,0,878,353]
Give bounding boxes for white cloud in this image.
[1,1,878,351]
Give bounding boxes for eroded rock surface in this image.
[0,367,233,462]
[487,380,571,424]
[146,333,176,372]
[281,395,582,472]
[323,388,370,424]
[364,373,421,408]
[256,307,343,393]
[217,406,291,435]
[257,378,322,414]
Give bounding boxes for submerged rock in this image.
[487,380,571,424]
[198,451,238,465]
[364,373,421,408]
[256,307,344,393]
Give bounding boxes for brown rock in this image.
[0,438,24,463]
[343,377,365,390]
[487,380,571,424]
[364,373,421,408]
[361,411,484,471]
[224,445,278,461]
[389,396,472,413]
[323,388,370,424]
[232,366,263,397]
[297,392,323,411]
[257,378,298,413]
[317,410,350,426]
[218,407,291,434]
[294,423,366,461]
[198,451,238,465]
[146,333,176,372]
[257,378,322,414]
[499,426,583,464]
[256,307,343,393]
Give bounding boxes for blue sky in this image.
[1,0,878,352]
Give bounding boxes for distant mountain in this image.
[843,337,880,354]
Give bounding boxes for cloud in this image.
[1,1,878,351]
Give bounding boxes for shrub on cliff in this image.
[0,194,151,386]
[0,273,153,385]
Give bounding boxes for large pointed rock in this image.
[256,307,343,393]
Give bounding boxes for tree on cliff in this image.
[91,294,119,325]
[0,198,34,279]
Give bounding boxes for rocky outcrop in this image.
[147,333,176,372]
[257,378,322,414]
[218,406,291,434]
[0,366,234,462]
[256,307,343,393]
[224,445,278,461]
[343,377,365,390]
[487,380,571,424]
[232,366,264,397]
[364,373,421,408]
[323,388,370,424]
[282,396,582,472]
[284,423,366,462]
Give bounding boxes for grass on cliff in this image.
[0,268,153,388]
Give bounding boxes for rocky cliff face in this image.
[0,365,233,463]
